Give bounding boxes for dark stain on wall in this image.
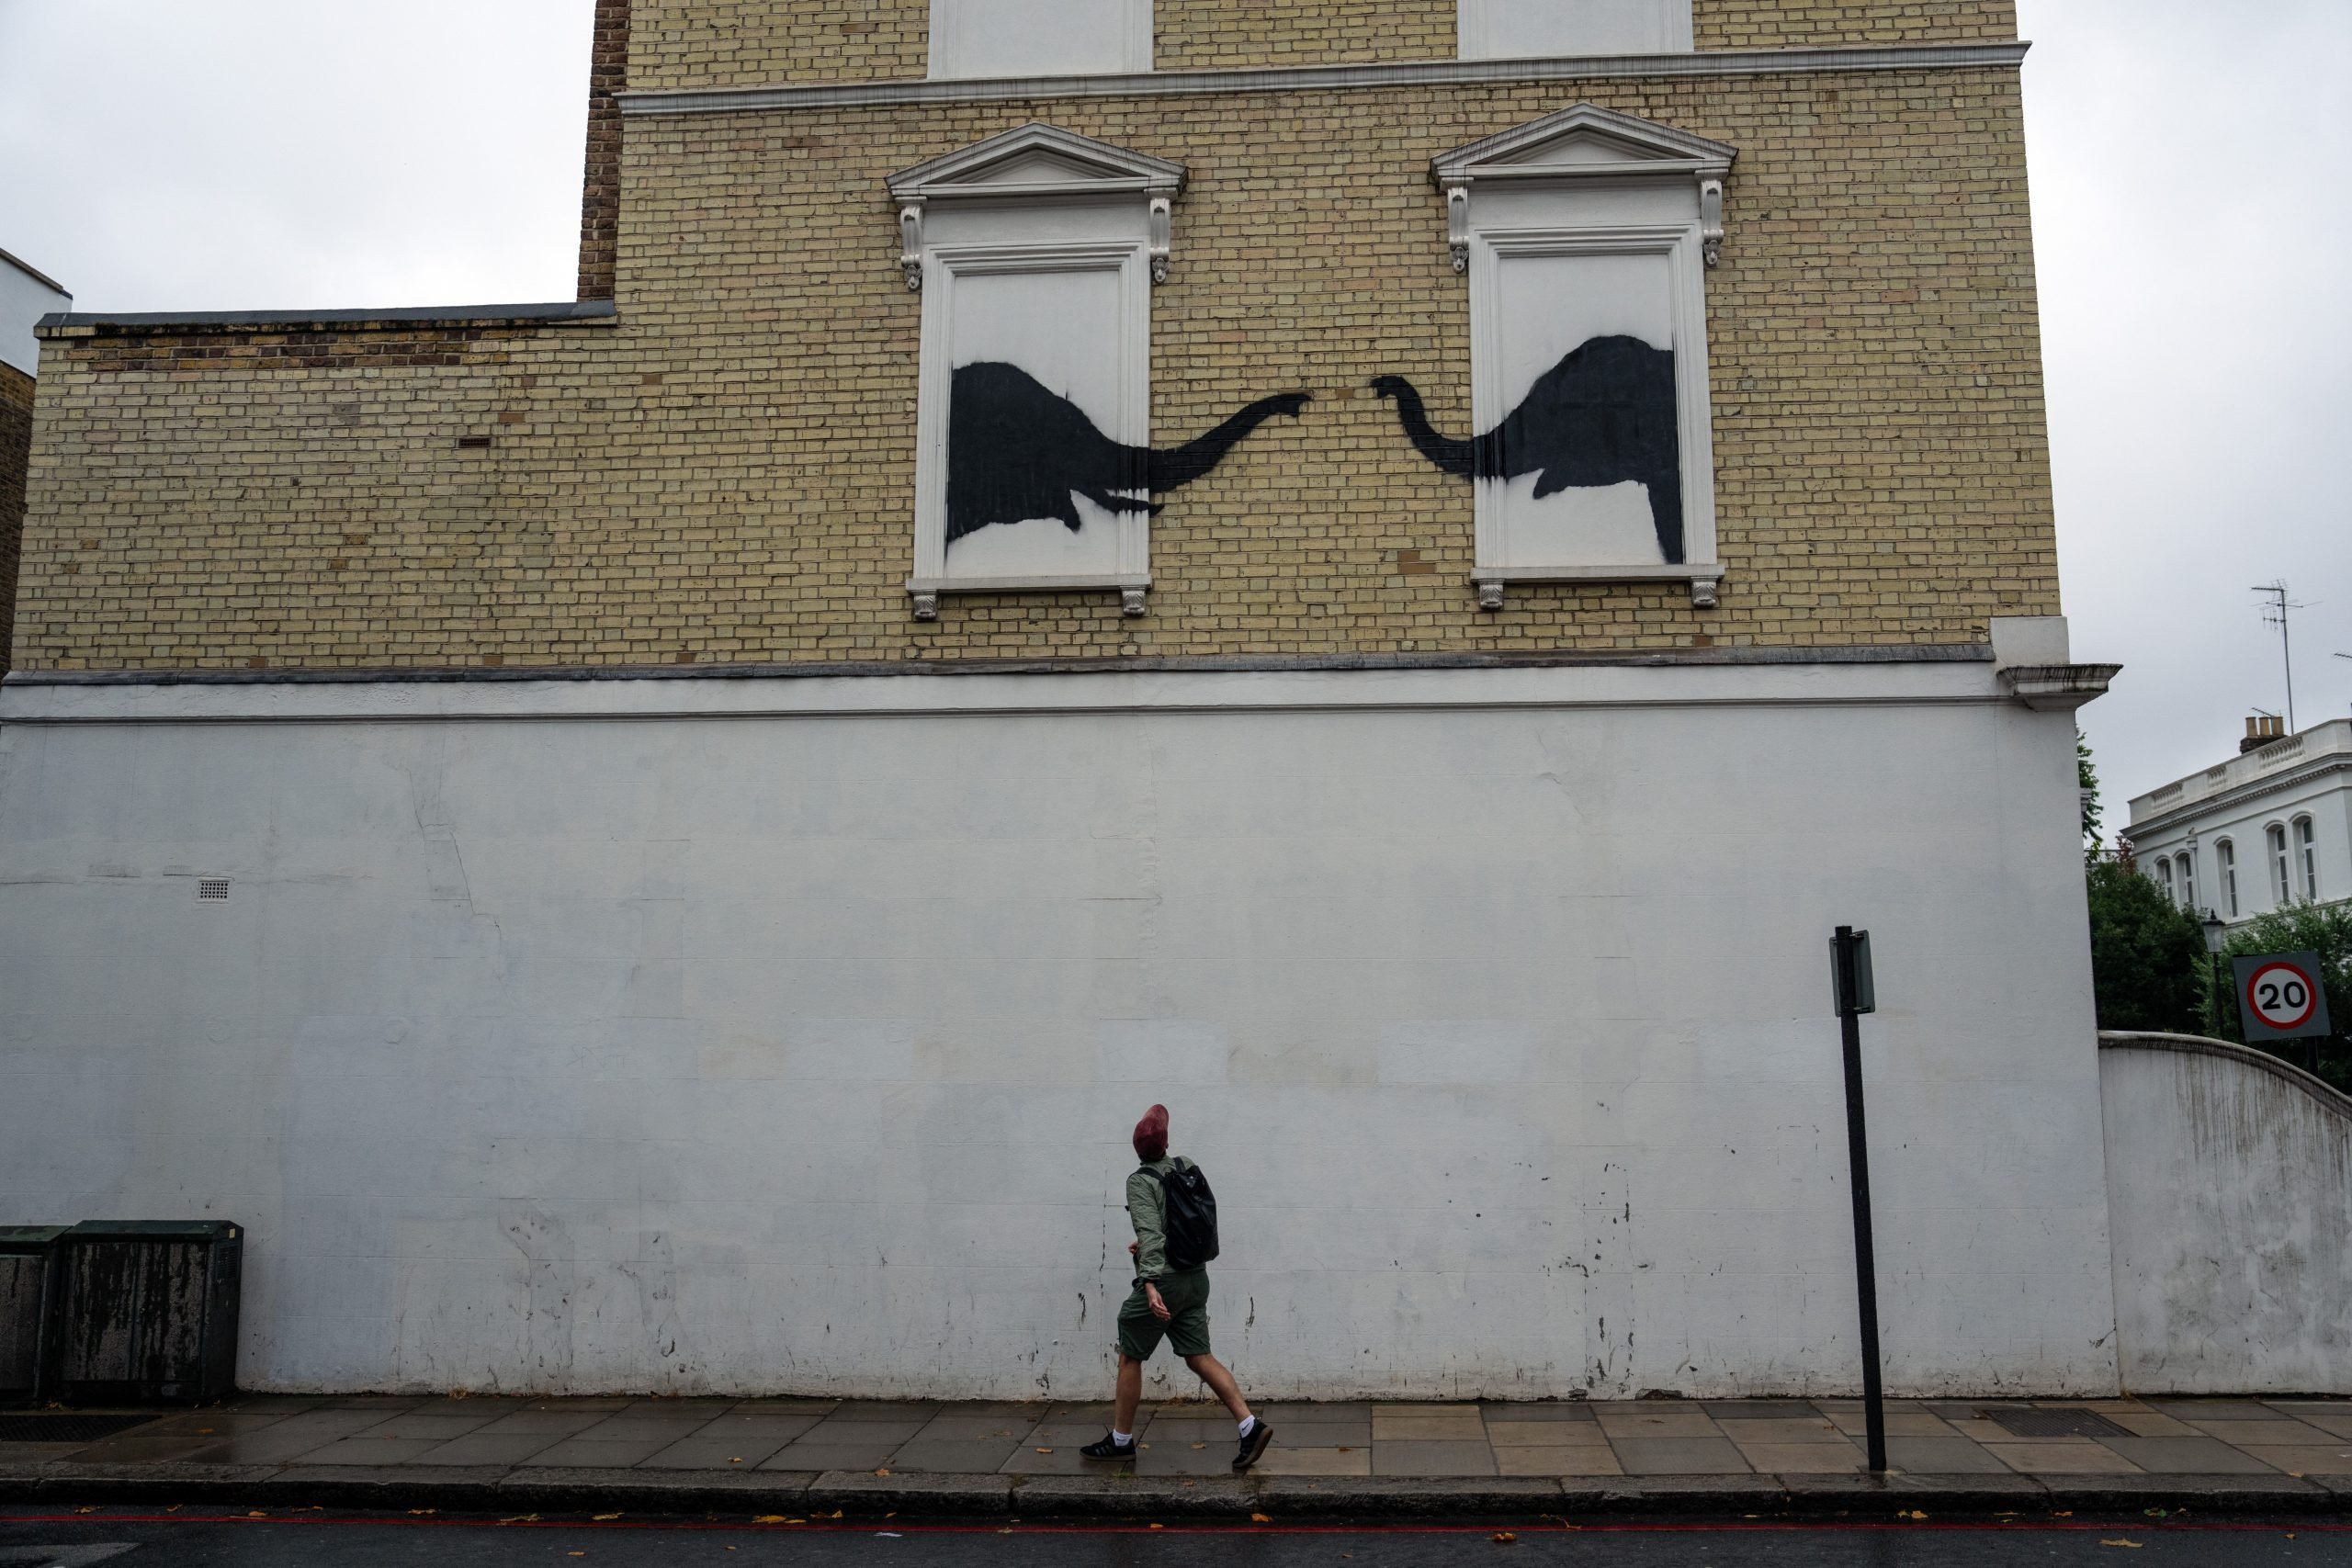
[1374,336,1686,564]
[946,361,1309,543]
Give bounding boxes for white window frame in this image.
[2216,838,2238,918]
[929,0,1153,79]
[2155,857,2174,902]
[1457,0,1693,60]
[1428,105,1734,610]
[1466,222,1716,597]
[2268,822,2291,904]
[2179,845,2199,913]
[2294,816,2319,900]
[910,237,1155,599]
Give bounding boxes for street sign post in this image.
[1828,926,1888,1474]
[2232,952,2334,1075]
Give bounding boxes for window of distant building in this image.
[2216,839,2238,919]
[2178,846,2199,913]
[1459,0,1693,58]
[1417,105,1732,611]
[929,0,1151,78]
[2155,857,2174,902]
[2295,816,2319,899]
[2269,823,2291,904]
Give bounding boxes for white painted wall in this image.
[0,662,2120,1398]
[0,250,73,378]
[2099,1033,2352,1394]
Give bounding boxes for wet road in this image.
[5,1511,2351,1566]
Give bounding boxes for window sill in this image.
[907,574,1151,619]
[1470,562,1724,610]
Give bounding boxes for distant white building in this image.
[2124,716,2351,924]
[0,246,72,378]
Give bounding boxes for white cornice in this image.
[2120,758,2352,844]
[616,42,2030,118]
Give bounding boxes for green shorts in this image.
[1116,1268,1212,1360]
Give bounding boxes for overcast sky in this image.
[1,0,2345,818]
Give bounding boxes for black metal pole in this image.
[1835,928,1889,1474]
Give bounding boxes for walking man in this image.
[1083,1103,1274,1471]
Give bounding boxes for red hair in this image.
[1132,1103,1170,1163]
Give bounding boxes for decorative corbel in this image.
[899,201,925,292]
[1690,574,1720,610]
[910,590,939,621]
[1121,587,1148,617]
[1698,178,1724,269]
[1475,577,1504,612]
[1148,197,1172,286]
[1445,185,1471,274]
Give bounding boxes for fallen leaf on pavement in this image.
[1901,1510,1928,1520]
[594,1513,620,1521]
[2101,1542,2143,1550]
[408,1509,437,1516]
[753,1516,793,1524]
[1036,1447,1053,1454]
[246,1512,266,1519]
[1250,1513,1272,1523]
[1493,1532,1518,1544]
[1192,1443,1207,1450]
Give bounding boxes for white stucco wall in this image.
[0,250,71,378]
[0,661,2120,1398]
[2100,1033,2352,1394]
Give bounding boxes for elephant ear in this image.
[1529,466,1575,500]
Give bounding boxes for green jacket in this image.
[1125,1156,1198,1282]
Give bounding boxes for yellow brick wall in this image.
[14,67,2057,671]
[626,0,2017,90]
[0,361,34,672]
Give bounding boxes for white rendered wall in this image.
[2099,1034,2352,1394]
[0,664,2120,1398]
[0,254,72,378]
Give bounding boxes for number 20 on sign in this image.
[2230,952,2333,1043]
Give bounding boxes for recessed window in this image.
[1408,106,1733,610]
[1459,0,1693,59]
[929,0,1151,78]
[2215,839,2238,919]
[888,125,1306,620]
[2294,816,2319,899]
[2268,823,2291,904]
[2178,847,2198,913]
[2155,857,2174,902]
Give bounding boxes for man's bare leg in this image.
[1183,1352,1252,1424]
[1114,1353,1145,1436]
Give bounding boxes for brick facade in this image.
[0,362,32,673]
[14,3,2056,672]
[625,0,2018,89]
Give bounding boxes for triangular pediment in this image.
[889,124,1185,202]
[1433,104,1736,186]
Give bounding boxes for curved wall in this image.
[2099,1032,2352,1394]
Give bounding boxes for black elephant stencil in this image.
[946,362,1310,544]
[1373,335,1685,564]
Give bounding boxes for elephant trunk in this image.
[1371,377,1476,479]
[1145,392,1312,492]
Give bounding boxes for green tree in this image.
[2085,851,2207,1033]
[2077,728,2102,861]
[2198,900,2352,1093]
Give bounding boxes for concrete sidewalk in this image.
[5,1394,2349,1519]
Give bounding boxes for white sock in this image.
[1238,1416,1257,1438]
[1111,1429,1134,1446]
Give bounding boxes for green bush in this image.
[2085,855,2208,1034]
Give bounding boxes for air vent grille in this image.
[196,880,231,901]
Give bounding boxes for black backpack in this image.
[1154,1158,1220,1269]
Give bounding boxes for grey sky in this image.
[2,0,2345,816]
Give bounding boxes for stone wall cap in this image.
[35,299,617,339]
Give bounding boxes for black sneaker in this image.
[1234,1420,1274,1472]
[1080,1433,1136,1460]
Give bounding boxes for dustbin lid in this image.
[0,1225,72,1248]
[66,1221,242,1241]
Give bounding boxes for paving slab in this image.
[411,1431,566,1467]
[758,1438,902,1472]
[1983,1440,2143,1475]
[1595,1410,1721,1438]
[1013,1472,1253,1517]
[1250,1446,1372,1477]
[998,1444,1127,1475]
[1735,1441,1869,1474]
[1883,1436,2014,1474]
[1612,1436,1751,1475]
[1372,1439,1497,1476]
[2097,1435,2286,1473]
[1494,1445,1622,1476]
[888,1438,1024,1473]
[807,1469,1012,1513]
[2239,1445,2352,1476]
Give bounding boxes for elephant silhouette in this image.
[947,362,1310,544]
[1372,335,1685,564]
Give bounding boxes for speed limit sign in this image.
[2231,952,2334,1042]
